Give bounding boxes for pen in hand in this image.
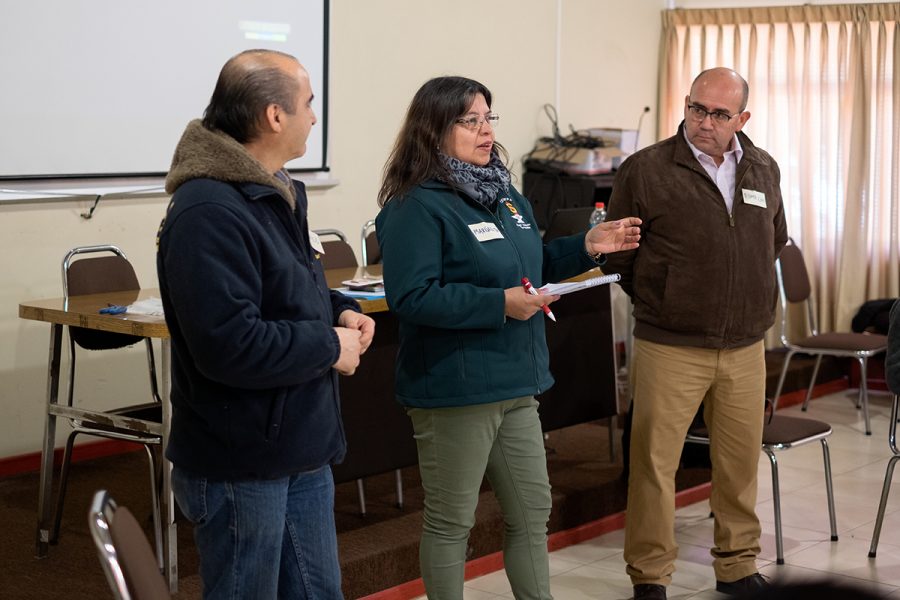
[521,277,556,322]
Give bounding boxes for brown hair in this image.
[377,76,507,207]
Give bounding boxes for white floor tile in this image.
[780,535,900,587]
[456,389,900,600]
[760,561,899,596]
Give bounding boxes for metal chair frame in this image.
[89,490,171,600]
[769,239,887,434]
[686,405,838,564]
[360,219,380,266]
[313,229,359,269]
[868,394,900,557]
[53,245,163,566]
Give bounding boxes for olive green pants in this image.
[625,339,765,586]
[408,396,552,600]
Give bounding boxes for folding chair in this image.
[313,228,358,269]
[686,400,837,564]
[868,394,900,557]
[88,490,171,600]
[360,219,381,266]
[770,238,887,434]
[52,245,163,565]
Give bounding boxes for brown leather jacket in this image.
[604,124,788,349]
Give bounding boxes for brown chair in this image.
[686,400,837,564]
[770,239,887,434]
[360,219,381,265]
[868,394,900,557]
[314,228,358,269]
[89,490,171,600]
[51,245,163,564]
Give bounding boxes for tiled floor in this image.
[419,389,900,599]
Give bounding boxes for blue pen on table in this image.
[521,277,556,322]
[99,304,128,315]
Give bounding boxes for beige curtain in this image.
[658,3,900,335]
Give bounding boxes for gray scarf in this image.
[439,152,510,212]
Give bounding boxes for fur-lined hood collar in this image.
[165,119,296,209]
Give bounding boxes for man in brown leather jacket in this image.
[604,68,788,600]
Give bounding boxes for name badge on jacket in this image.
[742,189,767,208]
[468,222,504,242]
[308,229,325,254]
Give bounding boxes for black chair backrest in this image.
[779,242,812,303]
[320,240,358,269]
[67,254,142,350]
[109,505,172,600]
[364,231,381,265]
[68,256,140,296]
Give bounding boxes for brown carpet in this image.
[0,353,845,599]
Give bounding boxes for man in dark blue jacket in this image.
[157,49,374,600]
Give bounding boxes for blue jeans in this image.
[171,465,343,600]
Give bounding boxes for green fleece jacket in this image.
[376,179,596,408]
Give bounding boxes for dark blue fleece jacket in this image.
[157,122,359,480]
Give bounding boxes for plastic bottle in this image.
[589,202,607,227]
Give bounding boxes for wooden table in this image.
[19,264,618,591]
[18,289,178,589]
[18,269,384,593]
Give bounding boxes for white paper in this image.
[334,287,386,299]
[539,273,621,296]
[341,277,384,288]
[127,297,165,316]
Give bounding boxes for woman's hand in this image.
[585,216,642,257]
[504,287,559,321]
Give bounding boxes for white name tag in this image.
[742,189,767,208]
[467,222,504,242]
[308,229,325,254]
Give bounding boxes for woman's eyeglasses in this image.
[455,113,500,130]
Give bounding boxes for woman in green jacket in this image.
[375,76,641,599]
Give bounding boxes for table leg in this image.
[35,324,63,558]
[160,338,178,593]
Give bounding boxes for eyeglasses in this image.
[455,113,500,130]
[686,103,739,125]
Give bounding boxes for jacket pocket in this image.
[265,388,288,442]
[660,264,720,332]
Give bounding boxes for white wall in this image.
[1,0,667,459]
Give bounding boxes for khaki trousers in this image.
[624,338,765,586]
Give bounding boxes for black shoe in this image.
[715,573,770,596]
[633,583,667,600]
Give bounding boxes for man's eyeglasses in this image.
[455,113,500,130]
[687,103,738,125]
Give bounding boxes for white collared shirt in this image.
[683,130,743,215]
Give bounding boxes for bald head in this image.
[202,49,306,143]
[691,68,749,113]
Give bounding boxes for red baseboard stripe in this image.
[773,378,848,410]
[360,481,713,600]
[0,378,852,480]
[0,439,143,479]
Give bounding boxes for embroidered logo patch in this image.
[503,199,532,230]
